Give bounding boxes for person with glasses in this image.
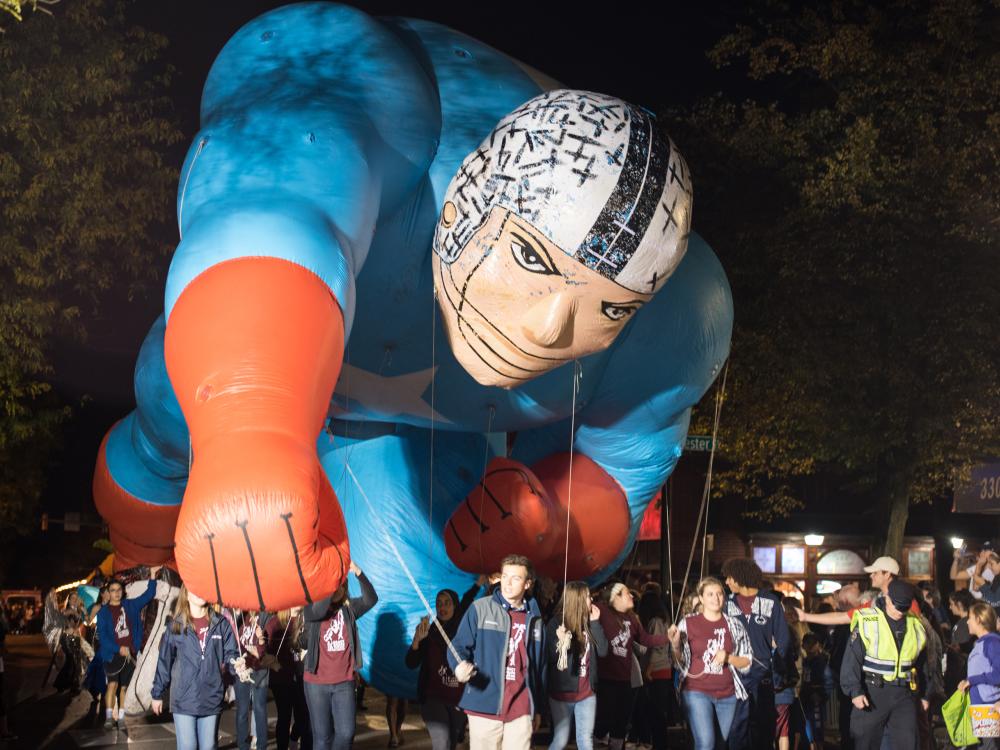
[96,566,161,731]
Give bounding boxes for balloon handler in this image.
[91,3,733,697]
[839,580,932,750]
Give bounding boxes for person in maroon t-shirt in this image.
[451,554,545,750]
[406,580,484,750]
[545,582,608,750]
[595,583,669,750]
[302,560,378,750]
[668,577,753,750]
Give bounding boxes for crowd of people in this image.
[8,543,1000,749]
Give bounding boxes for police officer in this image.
[840,579,931,750]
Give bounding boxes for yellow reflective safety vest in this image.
[850,607,926,682]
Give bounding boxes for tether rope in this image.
[674,359,729,622]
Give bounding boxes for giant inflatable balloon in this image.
[92,3,733,697]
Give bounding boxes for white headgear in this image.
[433,89,693,294]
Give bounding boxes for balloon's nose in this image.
[520,292,575,348]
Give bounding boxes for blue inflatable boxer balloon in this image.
[91,3,733,698]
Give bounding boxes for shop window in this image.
[782,546,806,575]
[816,549,866,576]
[908,549,932,577]
[754,546,777,574]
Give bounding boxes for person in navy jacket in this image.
[449,554,546,750]
[96,566,160,730]
[722,557,791,750]
[152,585,240,749]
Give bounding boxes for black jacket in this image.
[405,583,481,703]
[302,573,377,677]
[839,608,932,701]
[544,617,609,696]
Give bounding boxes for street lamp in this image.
[804,534,825,546]
[951,537,965,550]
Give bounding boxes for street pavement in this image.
[2,634,433,749]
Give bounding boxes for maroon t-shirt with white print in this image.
[305,609,355,685]
[682,614,735,699]
[467,609,531,722]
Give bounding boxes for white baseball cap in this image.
[863,556,900,575]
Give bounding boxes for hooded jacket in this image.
[152,612,239,716]
[302,573,377,677]
[447,590,546,716]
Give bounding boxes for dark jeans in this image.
[849,685,916,750]
[235,670,269,750]
[304,679,356,750]
[596,680,637,741]
[727,677,775,750]
[420,698,466,750]
[272,676,313,750]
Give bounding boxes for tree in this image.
[670,0,1000,557]
[0,0,180,537]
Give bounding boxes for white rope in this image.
[428,288,437,556]
[699,362,728,578]
[345,463,461,663]
[561,361,581,626]
[177,137,207,241]
[476,405,497,573]
[555,362,582,671]
[674,360,729,623]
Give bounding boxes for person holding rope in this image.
[545,581,607,750]
[668,577,753,750]
[151,584,241,749]
[97,566,160,731]
[228,608,273,750]
[407,579,485,750]
[302,559,377,750]
[449,554,546,750]
[595,582,671,750]
[266,606,312,750]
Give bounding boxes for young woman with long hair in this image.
[595,582,670,750]
[266,607,312,750]
[546,582,608,750]
[667,577,753,750]
[152,585,240,749]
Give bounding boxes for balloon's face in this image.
[433,205,651,389]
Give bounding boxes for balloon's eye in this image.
[510,232,558,275]
[601,302,638,322]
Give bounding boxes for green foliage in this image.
[670,0,1000,534]
[0,0,180,533]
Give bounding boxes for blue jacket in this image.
[726,590,791,687]
[968,631,1000,705]
[97,580,157,662]
[152,613,239,716]
[448,590,546,716]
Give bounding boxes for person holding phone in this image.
[407,579,485,750]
